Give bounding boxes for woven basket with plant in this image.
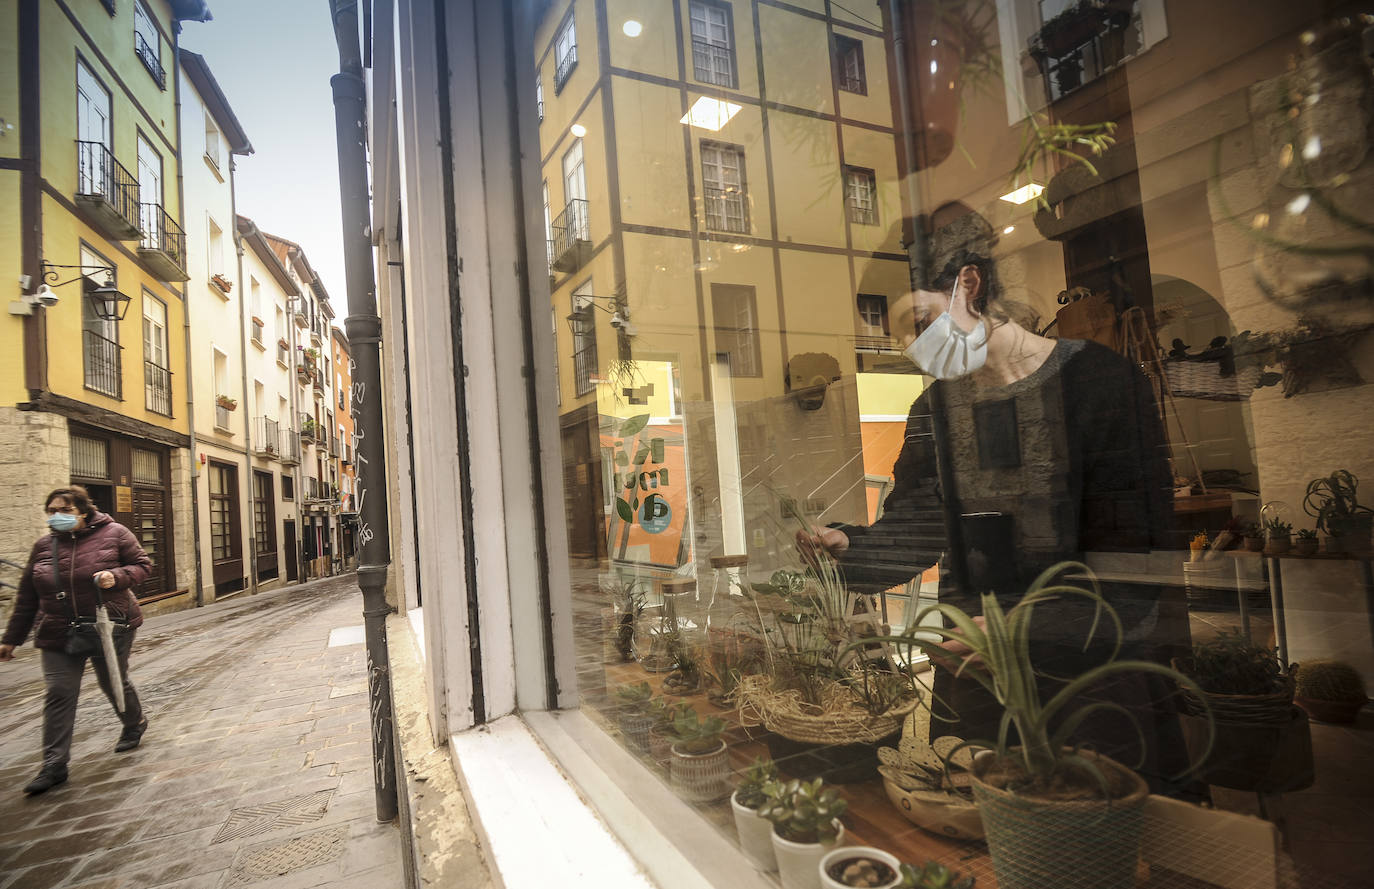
[1173,629,1292,724]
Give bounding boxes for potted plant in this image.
[895,861,975,889]
[665,706,730,803]
[1304,469,1374,554]
[210,272,233,293]
[819,847,901,889]
[731,757,780,872]
[602,576,646,663]
[1242,522,1265,552]
[1295,528,1320,556]
[1174,630,1313,792]
[647,697,681,772]
[758,778,848,889]
[1292,659,1368,724]
[849,563,1212,889]
[1264,516,1292,554]
[278,337,290,350]
[614,681,654,754]
[216,394,238,411]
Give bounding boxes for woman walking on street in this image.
[0,485,151,795]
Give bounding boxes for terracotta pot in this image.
[1265,534,1291,555]
[771,823,844,889]
[669,739,731,803]
[1295,695,1366,724]
[818,846,901,889]
[1178,705,1314,792]
[1294,538,1320,556]
[731,790,777,872]
[1244,536,1265,552]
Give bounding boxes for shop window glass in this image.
[527,3,1374,886]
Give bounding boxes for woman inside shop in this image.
[797,210,1189,790]
[0,485,151,795]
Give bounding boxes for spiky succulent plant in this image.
[1293,660,1367,702]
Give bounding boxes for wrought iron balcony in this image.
[75,141,141,240]
[692,39,735,88]
[254,417,280,459]
[550,198,591,273]
[138,203,189,281]
[144,360,172,416]
[703,186,749,234]
[554,44,578,93]
[330,435,341,458]
[278,428,301,465]
[134,31,166,88]
[853,334,899,354]
[83,330,122,399]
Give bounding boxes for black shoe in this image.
[114,717,148,753]
[23,765,68,795]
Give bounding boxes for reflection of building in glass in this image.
[534,0,916,570]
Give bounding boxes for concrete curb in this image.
[387,611,495,889]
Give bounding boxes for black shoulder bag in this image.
[55,537,128,658]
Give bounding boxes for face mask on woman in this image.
[47,513,80,533]
[903,282,989,380]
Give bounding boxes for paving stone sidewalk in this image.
[0,574,402,889]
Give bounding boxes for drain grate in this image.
[213,789,335,844]
[223,824,348,887]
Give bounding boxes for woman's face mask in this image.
[47,512,80,532]
[903,282,989,380]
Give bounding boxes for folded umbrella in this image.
[94,603,125,713]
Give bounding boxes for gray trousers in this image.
[39,630,144,769]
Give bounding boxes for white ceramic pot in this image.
[817,846,901,889]
[669,739,731,802]
[771,823,844,889]
[731,790,777,872]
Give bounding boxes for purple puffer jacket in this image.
[2,512,150,651]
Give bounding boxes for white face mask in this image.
[903,283,989,380]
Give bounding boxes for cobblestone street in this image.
[0,575,402,889]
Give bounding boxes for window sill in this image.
[277,359,291,371]
[204,153,225,182]
[213,424,234,435]
[251,337,267,352]
[517,710,773,889]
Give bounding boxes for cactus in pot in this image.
[1293,659,1368,724]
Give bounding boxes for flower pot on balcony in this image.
[216,396,238,411]
[210,274,233,294]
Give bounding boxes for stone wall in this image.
[0,409,70,616]
[169,448,197,598]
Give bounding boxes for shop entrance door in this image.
[283,519,298,582]
[132,488,171,596]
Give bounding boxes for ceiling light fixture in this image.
[679,96,742,131]
[998,183,1044,205]
[622,20,643,37]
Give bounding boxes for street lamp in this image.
[36,259,132,321]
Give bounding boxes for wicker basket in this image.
[1172,662,1295,725]
[1165,358,1262,401]
[733,673,918,746]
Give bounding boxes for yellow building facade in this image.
[536,0,915,569]
[2,0,210,608]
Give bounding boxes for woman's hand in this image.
[930,615,987,672]
[0,644,14,661]
[795,526,849,568]
[94,571,116,590]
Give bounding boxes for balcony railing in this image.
[138,203,189,281]
[134,31,165,88]
[305,476,321,501]
[83,330,122,399]
[554,45,578,93]
[254,417,280,458]
[330,435,341,458]
[572,342,597,396]
[278,429,301,465]
[692,39,735,88]
[294,308,309,328]
[550,198,590,272]
[144,360,172,415]
[853,334,899,354]
[75,141,141,240]
[703,186,749,234]
[215,403,232,430]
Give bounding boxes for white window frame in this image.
[844,165,878,225]
[700,141,748,234]
[689,1,736,88]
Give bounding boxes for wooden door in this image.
[283,520,298,582]
[132,487,171,596]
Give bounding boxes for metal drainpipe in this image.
[329,0,397,822]
[233,191,258,595]
[289,292,304,584]
[172,23,205,607]
[887,0,970,595]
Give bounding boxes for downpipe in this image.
[329,0,397,823]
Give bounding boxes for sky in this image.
[179,2,347,320]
